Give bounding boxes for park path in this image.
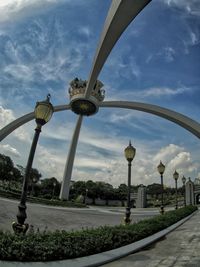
[101,210,200,267]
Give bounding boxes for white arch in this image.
[100,101,200,139]
[1,101,200,142]
[1,101,200,200]
[0,105,70,142]
[84,0,152,98]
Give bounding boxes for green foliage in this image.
[0,189,86,208]
[39,177,60,198]
[0,205,197,262]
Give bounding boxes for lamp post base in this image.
[124,207,131,225]
[160,206,164,215]
[12,222,29,234]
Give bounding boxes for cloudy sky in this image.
[0,0,200,188]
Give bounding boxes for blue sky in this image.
[0,0,200,187]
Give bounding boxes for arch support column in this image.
[59,115,83,200]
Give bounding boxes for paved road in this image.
[0,197,161,232]
[101,210,200,267]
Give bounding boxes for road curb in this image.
[0,211,198,267]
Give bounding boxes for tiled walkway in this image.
[101,210,200,267]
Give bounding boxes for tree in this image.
[117,183,128,200]
[39,177,60,198]
[85,180,98,204]
[0,154,14,187]
[16,165,41,183]
[147,183,163,198]
[73,181,86,196]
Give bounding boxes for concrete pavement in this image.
[101,209,200,267]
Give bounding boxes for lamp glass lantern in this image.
[35,95,54,126]
[124,141,136,162]
[157,161,165,175]
[173,170,179,180]
[182,176,186,184]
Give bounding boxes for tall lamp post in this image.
[12,95,54,234]
[52,181,57,200]
[173,170,179,210]
[157,161,165,215]
[85,188,88,204]
[31,177,37,196]
[189,177,192,205]
[124,141,136,225]
[182,175,186,207]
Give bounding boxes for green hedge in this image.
[0,205,197,261]
[0,189,86,208]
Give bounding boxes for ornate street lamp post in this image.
[157,161,165,215]
[124,141,136,225]
[188,177,192,205]
[0,155,8,189]
[85,188,88,204]
[182,175,186,207]
[173,170,179,210]
[31,177,37,196]
[52,181,57,200]
[12,95,54,234]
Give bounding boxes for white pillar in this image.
[59,115,83,200]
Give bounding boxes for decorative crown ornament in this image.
[69,78,105,116]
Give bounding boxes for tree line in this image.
[0,153,183,201]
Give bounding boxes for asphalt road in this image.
[0,197,161,232]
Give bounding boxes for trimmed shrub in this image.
[0,189,86,208]
[0,205,197,261]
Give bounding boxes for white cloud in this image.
[72,142,197,187]
[0,143,20,157]
[35,144,66,180]
[183,30,199,54]
[0,0,67,23]
[163,0,200,16]
[152,144,198,185]
[105,54,141,80]
[4,64,34,82]
[163,47,175,62]
[0,106,15,127]
[0,106,30,141]
[107,85,191,101]
[78,26,92,37]
[145,46,176,63]
[141,86,190,98]
[190,32,199,45]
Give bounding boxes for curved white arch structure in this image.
[0,105,70,142]
[84,0,152,98]
[1,100,200,201]
[100,101,200,139]
[1,101,200,200]
[1,101,199,142]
